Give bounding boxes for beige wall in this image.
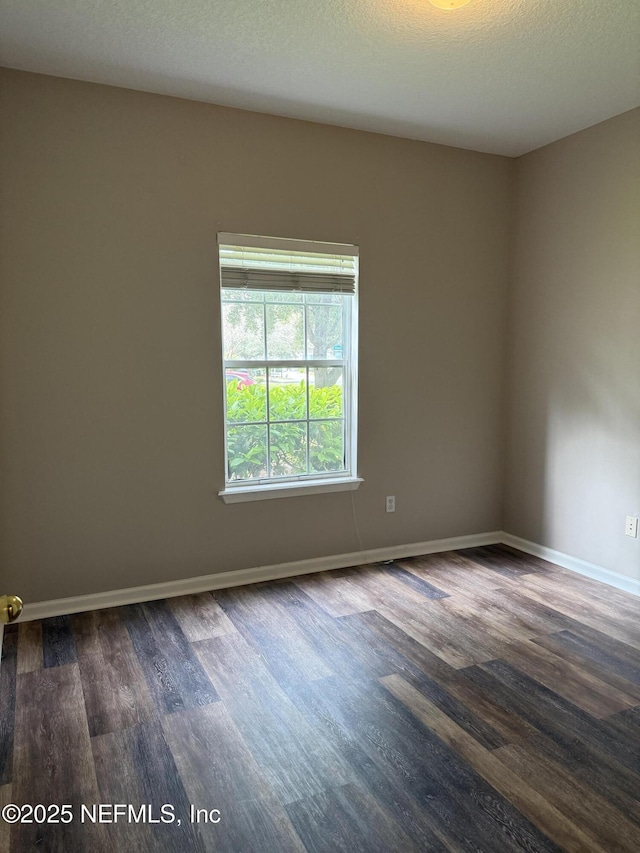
[0,69,512,604]
[504,108,640,582]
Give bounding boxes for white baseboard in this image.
[18,530,502,622]
[501,532,640,597]
[18,528,638,622]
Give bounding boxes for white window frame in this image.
[217,233,362,503]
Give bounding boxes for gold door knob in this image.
[1,594,23,624]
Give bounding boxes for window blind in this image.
[218,233,358,294]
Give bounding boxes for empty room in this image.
[1,0,639,851]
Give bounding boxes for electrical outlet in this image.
[386,495,396,513]
[625,516,638,538]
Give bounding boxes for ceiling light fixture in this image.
[429,0,472,9]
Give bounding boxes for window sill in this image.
[219,476,363,504]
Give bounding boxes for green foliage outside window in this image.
[226,381,344,480]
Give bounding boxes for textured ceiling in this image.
[1,0,638,156]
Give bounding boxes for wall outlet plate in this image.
[386,495,396,513]
[625,516,638,538]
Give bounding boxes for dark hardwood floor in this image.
[1,544,640,851]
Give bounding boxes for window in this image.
[218,233,361,502]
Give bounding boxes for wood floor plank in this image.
[602,708,640,763]
[463,659,640,823]
[457,545,537,578]
[335,609,509,749]
[71,607,156,736]
[475,658,640,774]
[285,783,422,853]
[531,632,640,706]
[297,564,427,620]
[11,664,105,852]
[294,674,561,853]
[541,625,640,686]
[404,669,509,750]
[474,702,640,830]
[42,614,77,667]
[308,565,501,669]
[377,596,507,668]
[538,566,640,615]
[292,569,377,617]
[16,620,43,674]
[268,584,509,751]
[121,603,184,714]
[516,574,640,650]
[341,563,448,613]
[499,639,638,718]
[341,608,537,744]
[122,601,219,714]
[193,633,353,805]
[376,562,449,599]
[442,668,541,745]
[437,592,539,649]
[0,784,11,853]
[281,676,454,852]
[337,609,452,681]
[259,585,400,683]
[141,599,220,706]
[571,761,640,829]
[167,592,237,641]
[213,585,332,687]
[496,742,640,853]
[477,585,574,637]
[524,570,640,623]
[396,550,522,596]
[464,667,640,825]
[92,722,204,853]
[162,703,305,852]
[437,579,574,648]
[381,674,604,853]
[0,626,17,786]
[484,543,558,574]
[604,705,640,735]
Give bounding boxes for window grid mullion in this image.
[263,297,271,477]
[305,367,310,475]
[303,299,308,360]
[266,373,272,478]
[303,300,310,476]
[343,296,351,473]
[227,417,344,428]
[224,359,345,369]
[262,294,268,361]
